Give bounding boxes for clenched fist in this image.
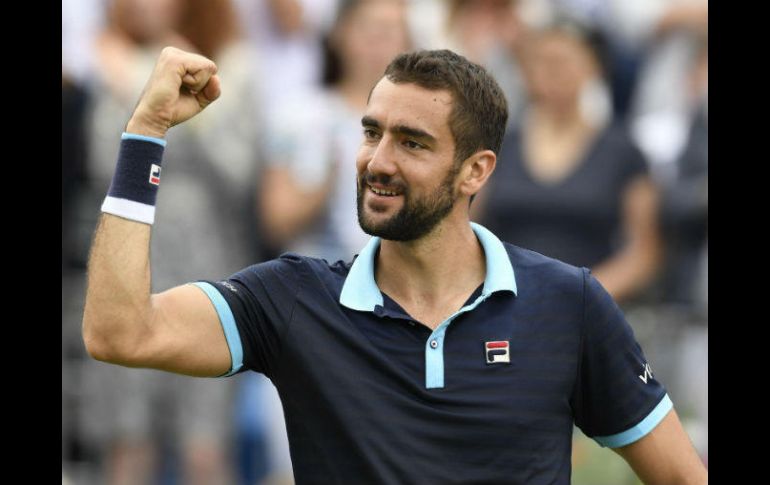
[126,47,221,139]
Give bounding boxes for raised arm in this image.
[82,47,232,377]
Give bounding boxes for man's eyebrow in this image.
[361,116,380,128]
[394,124,436,144]
[361,116,437,144]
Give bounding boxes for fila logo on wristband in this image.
[149,164,162,185]
[485,341,510,364]
[101,133,166,225]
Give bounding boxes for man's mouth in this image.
[368,184,402,197]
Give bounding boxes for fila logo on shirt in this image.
[638,362,654,384]
[149,164,162,185]
[485,341,510,364]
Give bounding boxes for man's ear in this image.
[458,149,497,199]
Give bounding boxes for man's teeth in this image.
[370,186,399,196]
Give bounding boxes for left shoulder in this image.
[503,242,586,296]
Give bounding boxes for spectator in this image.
[232,0,340,118]
[440,0,529,127]
[630,0,707,123]
[259,0,412,262]
[477,17,662,304]
[637,34,707,309]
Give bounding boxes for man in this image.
[82,46,707,484]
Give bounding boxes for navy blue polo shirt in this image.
[192,222,671,484]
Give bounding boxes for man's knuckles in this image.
[158,46,217,76]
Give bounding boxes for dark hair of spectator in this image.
[321,37,342,86]
[321,0,362,86]
[383,49,509,165]
[540,15,611,82]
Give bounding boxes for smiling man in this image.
[357,86,461,244]
[82,46,707,484]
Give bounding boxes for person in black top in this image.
[479,18,662,304]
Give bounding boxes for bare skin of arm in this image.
[591,175,663,303]
[259,165,334,249]
[613,408,708,485]
[81,47,232,377]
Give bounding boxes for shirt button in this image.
[430,340,438,349]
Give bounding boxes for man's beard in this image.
[356,165,460,242]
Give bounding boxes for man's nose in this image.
[366,135,398,177]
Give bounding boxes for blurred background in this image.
[62,0,707,483]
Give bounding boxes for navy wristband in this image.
[101,133,167,224]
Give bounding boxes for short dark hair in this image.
[383,49,508,165]
[537,15,611,82]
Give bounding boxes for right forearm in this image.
[82,46,222,367]
[82,213,153,362]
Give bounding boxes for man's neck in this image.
[374,215,486,328]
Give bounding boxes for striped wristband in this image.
[101,133,167,224]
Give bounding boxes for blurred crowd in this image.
[62,0,707,483]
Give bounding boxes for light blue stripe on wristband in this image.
[121,132,167,147]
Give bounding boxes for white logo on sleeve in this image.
[220,281,238,293]
[638,363,654,384]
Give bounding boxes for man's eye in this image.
[404,140,423,149]
[363,129,379,139]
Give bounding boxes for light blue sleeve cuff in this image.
[122,132,167,147]
[594,394,674,448]
[191,282,244,377]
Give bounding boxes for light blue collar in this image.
[339,222,517,312]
